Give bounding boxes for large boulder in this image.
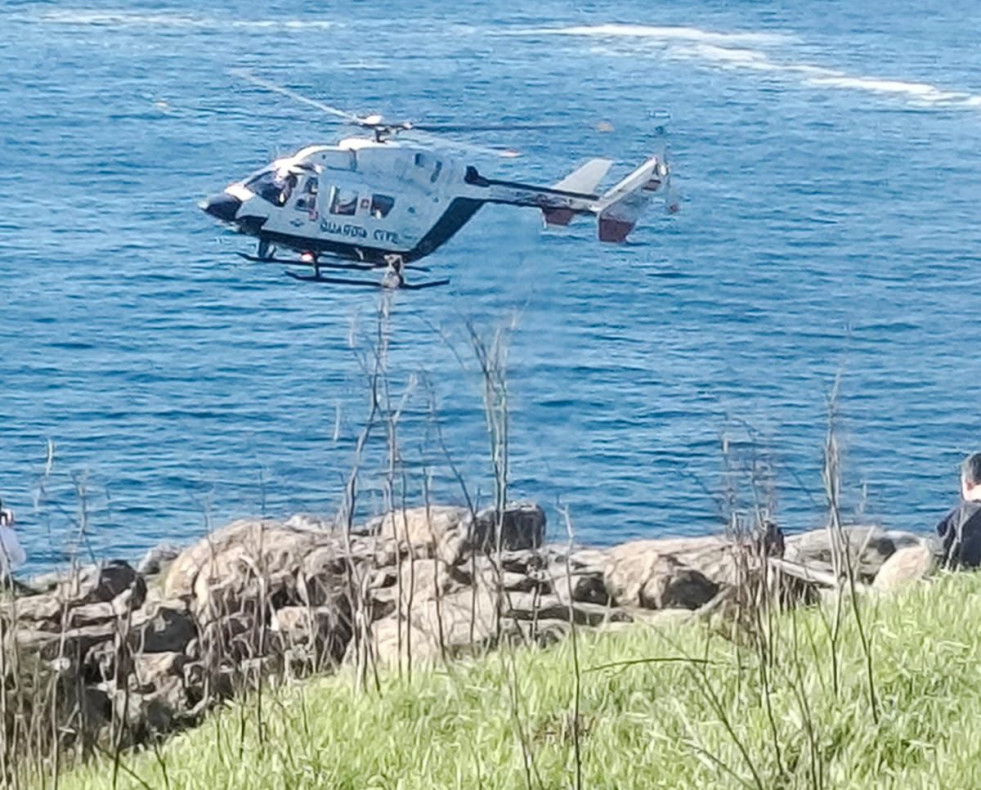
[469,503,547,555]
[270,605,350,668]
[164,519,326,600]
[62,561,143,605]
[4,562,145,630]
[640,556,719,610]
[130,603,197,654]
[162,519,358,676]
[373,503,546,565]
[783,526,916,581]
[11,621,118,662]
[1,593,64,628]
[873,543,935,592]
[374,505,468,550]
[369,585,502,669]
[164,519,355,622]
[604,536,736,609]
[137,543,183,577]
[544,554,611,606]
[392,556,469,606]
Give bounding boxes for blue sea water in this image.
[2,0,981,569]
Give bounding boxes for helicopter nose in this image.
[199,192,242,223]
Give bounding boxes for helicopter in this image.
[200,71,676,289]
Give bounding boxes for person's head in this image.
[960,453,981,499]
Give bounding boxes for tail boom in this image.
[462,153,669,243]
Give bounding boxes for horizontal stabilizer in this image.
[596,156,666,243]
[554,158,613,193]
[543,158,612,226]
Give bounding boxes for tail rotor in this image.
[651,110,680,214]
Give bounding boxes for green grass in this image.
[56,572,981,790]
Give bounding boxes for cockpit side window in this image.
[329,187,358,216]
[370,194,395,219]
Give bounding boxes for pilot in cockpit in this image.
[274,172,297,206]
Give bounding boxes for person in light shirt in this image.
[0,497,26,580]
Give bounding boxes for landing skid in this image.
[235,252,431,274]
[237,252,373,272]
[285,272,450,290]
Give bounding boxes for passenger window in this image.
[329,187,358,216]
[370,194,395,219]
[294,177,319,211]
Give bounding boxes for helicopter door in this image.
[293,176,319,219]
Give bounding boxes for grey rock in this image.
[130,604,197,654]
[270,605,350,666]
[373,505,470,555]
[1,593,64,628]
[369,584,503,668]
[111,674,187,741]
[132,651,189,689]
[501,571,545,594]
[66,561,142,605]
[12,621,118,662]
[502,593,630,627]
[547,564,611,606]
[67,601,117,629]
[496,548,550,575]
[284,512,336,531]
[784,526,900,581]
[137,543,182,576]
[604,536,738,608]
[469,502,547,555]
[638,557,718,610]
[373,503,547,566]
[873,543,935,592]
[164,519,326,600]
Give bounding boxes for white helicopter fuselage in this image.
[202,136,669,264]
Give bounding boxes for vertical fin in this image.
[595,156,666,242]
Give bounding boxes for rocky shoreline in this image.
[1,502,935,755]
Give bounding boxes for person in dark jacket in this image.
[936,452,981,568]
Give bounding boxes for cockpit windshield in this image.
[245,167,297,206]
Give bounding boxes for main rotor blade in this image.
[402,129,520,158]
[229,68,363,124]
[408,121,563,133]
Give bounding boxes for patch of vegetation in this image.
[55,571,981,790]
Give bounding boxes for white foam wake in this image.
[512,23,790,47]
[802,75,978,105]
[523,24,981,109]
